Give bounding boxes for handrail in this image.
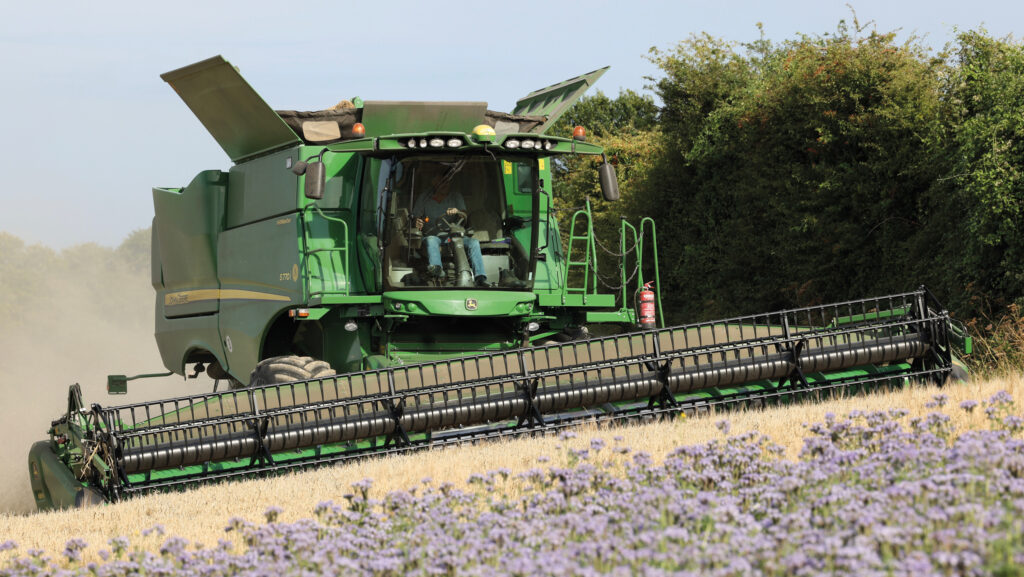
[620,219,639,309]
[619,217,664,327]
[300,204,351,300]
[639,218,664,327]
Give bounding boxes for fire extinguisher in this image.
[636,281,657,330]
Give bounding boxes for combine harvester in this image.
[29,56,971,510]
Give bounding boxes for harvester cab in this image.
[144,56,633,378]
[28,56,971,512]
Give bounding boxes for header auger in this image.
[28,56,971,510]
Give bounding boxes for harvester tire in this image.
[539,325,590,347]
[305,360,335,379]
[250,355,336,386]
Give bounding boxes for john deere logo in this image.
[465,298,478,311]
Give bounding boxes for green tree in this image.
[117,227,152,275]
[917,30,1024,317]
[0,233,58,328]
[549,89,658,139]
[0,229,154,329]
[647,23,946,321]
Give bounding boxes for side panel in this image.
[226,149,302,229]
[153,171,227,374]
[153,170,227,317]
[154,314,228,375]
[217,218,304,379]
[150,218,163,290]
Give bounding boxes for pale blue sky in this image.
[1,0,1019,248]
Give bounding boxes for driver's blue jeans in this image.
[425,236,486,277]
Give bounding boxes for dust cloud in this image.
[0,252,210,514]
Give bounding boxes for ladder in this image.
[563,198,598,304]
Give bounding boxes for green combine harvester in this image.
[28,56,971,510]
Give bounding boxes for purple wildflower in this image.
[62,539,86,563]
[141,524,165,537]
[925,393,948,409]
[1003,415,1024,434]
[715,419,731,436]
[263,506,283,523]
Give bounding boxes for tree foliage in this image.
[916,30,1024,317]
[551,23,1023,325]
[644,23,954,319]
[0,230,153,330]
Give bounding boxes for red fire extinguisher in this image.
[636,281,657,329]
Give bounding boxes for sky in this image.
[1,0,1020,249]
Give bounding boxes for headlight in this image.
[521,140,535,149]
[429,137,445,148]
[407,138,417,148]
[544,140,554,150]
[505,139,520,149]
[447,138,463,148]
[419,138,428,148]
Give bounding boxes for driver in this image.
[413,175,488,287]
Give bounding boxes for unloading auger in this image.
[31,288,969,508]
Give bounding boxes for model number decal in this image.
[166,293,191,305]
[278,264,300,281]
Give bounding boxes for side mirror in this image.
[304,161,325,200]
[598,162,619,202]
[107,375,128,395]
[290,160,308,176]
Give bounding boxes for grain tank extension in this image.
[28,56,971,510]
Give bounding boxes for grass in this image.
[966,303,1024,377]
[1,370,1021,564]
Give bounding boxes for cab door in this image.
[355,157,388,294]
